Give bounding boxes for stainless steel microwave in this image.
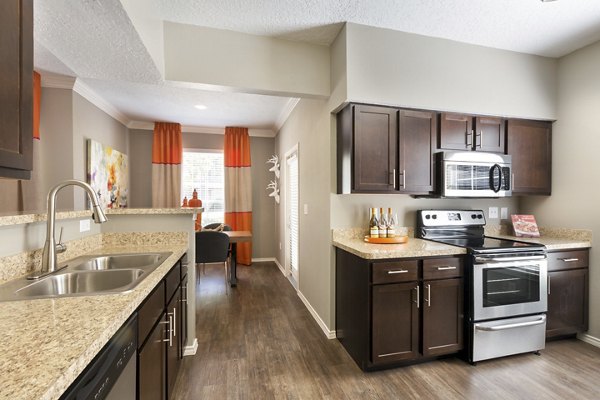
[438,151,512,197]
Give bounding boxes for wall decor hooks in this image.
[267,155,280,179]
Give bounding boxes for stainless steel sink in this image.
[71,253,171,271]
[15,269,145,298]
[0,251,173,302]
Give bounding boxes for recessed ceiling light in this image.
[194,104,207,110]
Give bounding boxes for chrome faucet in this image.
[29,180,108,279]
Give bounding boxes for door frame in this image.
[283,143,299,284]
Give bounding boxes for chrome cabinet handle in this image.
[414,285,420,308]
[466,130,473,148]
[425,284,431,307]
[181,285,188,304]
[559,258,579,262]
[437,266,456,271]
[476,130,482,148]
[162,315,173,346]
[389,169,396,188]
[399,169,406,188]
[173,307,177,337]
[387,269,408,274]
[548,275,551,295]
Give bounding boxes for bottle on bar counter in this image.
[369,208,379,238]
[386,208,397,238]
[378,207,387,238]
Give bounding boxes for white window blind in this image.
[181,151,224,226]
[287,152,299,279]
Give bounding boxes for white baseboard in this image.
[183,338,198,356]
[252,257,336,340]
[296,290,336,340]
[577,333,600,348]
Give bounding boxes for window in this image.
[181,150,224,226]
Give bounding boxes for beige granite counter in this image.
[0,232,188,400]
[332,228,466,259]
[333,227,592,259]
[0,207,204,227]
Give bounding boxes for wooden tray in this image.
[364,235,408,244]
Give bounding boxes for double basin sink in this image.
[0,252,172,302]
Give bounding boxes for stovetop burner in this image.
[416,209,545,254]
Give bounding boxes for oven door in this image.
[473,255,547,321]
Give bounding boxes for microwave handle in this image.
[489,164,502,193]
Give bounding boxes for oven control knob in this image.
[425,215,430,220]
[477,214,483,219]
[471,214,476,219]
[432,215,437,219]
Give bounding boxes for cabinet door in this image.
[506,119,552,195]
[474,117,505,153]
[353,105,398,192]
[422,279,464,356]
[547,269,588,338]
[398,110,437,194]
[439,113,472,151]
[139,313,167,400]
[0,0,33,179]
[371,282,419,364]
[166,289,182,399]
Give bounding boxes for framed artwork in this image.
[87,139,128,208]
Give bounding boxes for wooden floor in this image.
[172,262,600,400]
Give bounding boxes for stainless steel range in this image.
[416,209,547,363]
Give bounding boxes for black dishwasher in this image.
[61,313,137,400]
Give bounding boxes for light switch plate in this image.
[79,219,91,232]
[489,207,499,219]
[501,207,508,220]
[303,204,308,215]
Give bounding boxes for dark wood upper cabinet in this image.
[439,113,505,153]
[398,110,437,194]
[0,0,33,180]
[352,105,398,192]
[474,116,505,153]
[506,119,552,195]
[439,113,472,151]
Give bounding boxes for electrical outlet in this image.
[489,207,499,219]
[79,219,90,232]
[501,207,508,220]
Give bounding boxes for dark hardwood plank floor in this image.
[172,262,600,400]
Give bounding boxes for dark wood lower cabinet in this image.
[167,289,182,399]
[336,248,464,371]
[547,269,588,338]
[180,275,188,359]
[371,282,419,364]
[422,278,463,356]
[139,313,167,400]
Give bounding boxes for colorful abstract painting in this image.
[87,139,128,208]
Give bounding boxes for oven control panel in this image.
[418,210,486,227]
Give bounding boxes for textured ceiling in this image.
[33,0,600,132]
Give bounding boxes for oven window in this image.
[482,265,540,307]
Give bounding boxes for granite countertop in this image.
[0,207,204,227]
[332,228,466,259]
[0,239,188,400]
[333,227,592,259]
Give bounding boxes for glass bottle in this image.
[386,208,397,238]
[369,208,379,238]
[378,207,387,238]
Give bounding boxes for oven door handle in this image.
[474,255,546,263]
[475,316,546,332]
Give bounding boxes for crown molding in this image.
[275,97,301,131]
[72,80,131,127]
[40,74,76,89]
[127,121,276,137]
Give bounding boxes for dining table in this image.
[223,230,252,286]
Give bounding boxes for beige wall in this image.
[344,23,558,120]
[164,22,330,98]
[522,40,600,339]
[128,130,276,259]
[72,92,129,210]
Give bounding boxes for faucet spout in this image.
[31,180,108,279]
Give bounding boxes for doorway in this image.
[284,144,299,286]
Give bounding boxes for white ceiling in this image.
[33,0,600,133]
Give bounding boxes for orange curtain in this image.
[33,71,41,140]
[224,127,252,265]
[152,122,182,207]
